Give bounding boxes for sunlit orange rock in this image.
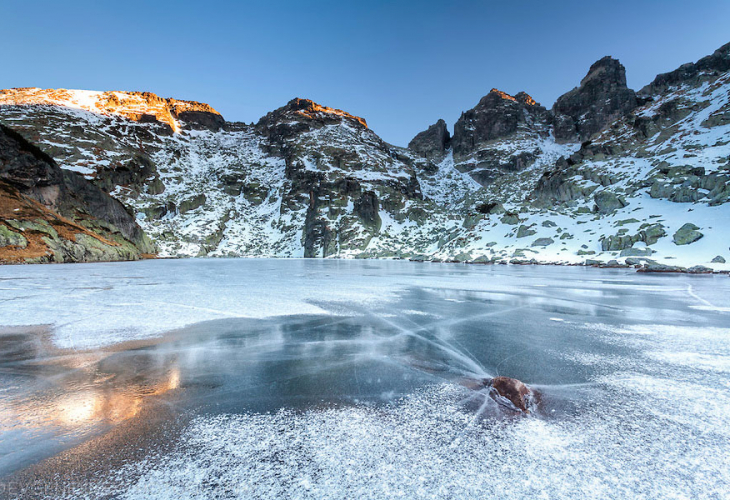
[0,88,224,132]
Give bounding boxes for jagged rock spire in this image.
[408,119,451,159]
[553,56,638,142]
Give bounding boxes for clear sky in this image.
[3,0,728,146]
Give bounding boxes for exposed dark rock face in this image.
[256,98,368,144]
[177,110,225,131]
[452,89,550,157]
[553,57,638,142]
[641,42,730,94]
[408,119,451,160]
[61,169,151,248]
[0,123,154,263]
[95,154,157,195]
[475,201,505,215]
[354,190,381,229]
[253,97,422,258]
[0,124,63,193]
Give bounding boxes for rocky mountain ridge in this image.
[1,41,728,270]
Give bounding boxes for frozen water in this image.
[0,259,729,499]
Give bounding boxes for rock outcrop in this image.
[553,57,638,142]
[256,97,368,142]
[408,119,450,160]
[0,124,154,263]
[446,89,563,190]
[489,376,533,413]
[452,89,550,157]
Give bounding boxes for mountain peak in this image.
[285,98,368,128]
[580,56,628,88]
[514,91,538,106]
[553,56,636,141]
[489,88,517,102]
[408,118,450,159]
[255,98,369,141]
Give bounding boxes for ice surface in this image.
[4,257,722,350]
[107,379,730,500]
[1,260,729,498]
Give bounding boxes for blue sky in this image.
[3,0,728,146]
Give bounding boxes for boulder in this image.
[516,225,537,238]
[711,255,726,263]
[673,223,703,245]
[489,376,532,413]
[594,190,627,214]
[620,247,654,257]
[531,237,554,247]
[625,257,652,266]
[500,212,521,225]
[639,262,685,273]
[179,194,207,214]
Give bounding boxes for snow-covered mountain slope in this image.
[1,41,728,270]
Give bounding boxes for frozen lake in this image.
[1,259,729,499]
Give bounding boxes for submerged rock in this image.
[489,376,533,413]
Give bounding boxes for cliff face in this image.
[552,57,638,142]
[408,119,450,160]
[0,124,154,263]
[1,41,729,270]
[452,89,551,154]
